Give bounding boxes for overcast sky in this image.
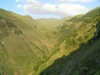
[0,0,100,19]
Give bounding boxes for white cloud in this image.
[16,0,90,18]
[17,4,22,8]
[16,0,24,2]
[27,0,40,4]
[16,0,21,2]
[55,0,93,2]
[22,0,88,18]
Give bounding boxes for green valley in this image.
[0,7,100,75]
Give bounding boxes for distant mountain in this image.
[37,18,60,28]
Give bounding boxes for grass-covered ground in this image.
[0,8,57,75]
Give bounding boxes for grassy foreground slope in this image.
[0,9,57,75]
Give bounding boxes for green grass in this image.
[0,8,57,74]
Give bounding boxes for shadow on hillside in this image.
[40,22,100,75]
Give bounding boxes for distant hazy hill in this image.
[37,18,60,28]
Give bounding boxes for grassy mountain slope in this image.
[40,7,100,75]
[0,9,57,75]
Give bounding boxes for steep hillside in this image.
[0,9,57,75]
[40,7,100,75]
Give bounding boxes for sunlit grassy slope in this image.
[0,8,57,75]
[40,7,100,75]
